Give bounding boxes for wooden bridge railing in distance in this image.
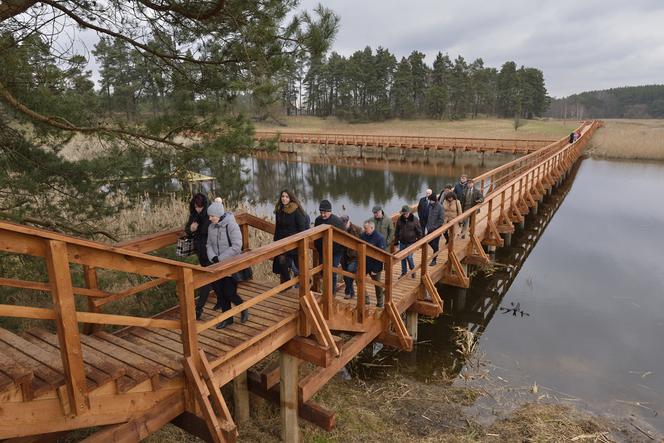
[254,131,556,154]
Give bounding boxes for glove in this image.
[211,256,219,263]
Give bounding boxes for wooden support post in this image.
[356,243,366,323]
[176,267,200,411]
[232,371,250,424]
[82,265,101,335]
[297,238,312,336]
[384,255,393,305]
[45,240,89,416]
[240,224,250,251]
[322,228,333,319]
[280,352,301,443]
[406,311,418,341]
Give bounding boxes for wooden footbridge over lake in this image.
[0,121,601,442]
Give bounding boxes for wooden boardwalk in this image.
[254,131,556,154]
[0,121,601,442]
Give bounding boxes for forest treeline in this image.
[546,85,664,119]
[1,34,549,128]
[287,47,548,121]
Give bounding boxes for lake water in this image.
[236,154,664,433]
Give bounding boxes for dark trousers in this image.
[420,219,427,235]
[429,237,440,257]
[209,277,243,311]
[342,259,358,296]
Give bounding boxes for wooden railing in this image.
[254,131,555,153]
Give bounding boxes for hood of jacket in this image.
[275,201,300,215]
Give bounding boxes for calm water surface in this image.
[403,158,664,432]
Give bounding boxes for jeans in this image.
[429,237,441,262]
[399,242,414,275]
[342,259,358,296]
[368,271,384,307]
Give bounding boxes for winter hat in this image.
[340,215,350,225]
[401,205,411,213]
[207,201,225,217]
[372,205,383,213]
[319,200,332,212]
[428,194,438,202]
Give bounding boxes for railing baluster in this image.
[357,243,366,323]
[82,265,101,335]
[384,256,393,306]
[45,240,89,415]
[322,228,333,319]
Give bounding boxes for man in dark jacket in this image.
[394,205,422,277]
[368,205,394,251]
[454,175,468,204]
[340,215,362,299]
[360,220,386,307]
[425,194,445,266]
[417,189,432,234]
[460,179,484,238]
[314,200,345,295]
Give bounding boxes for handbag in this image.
[225,225,253,282]
[176,235,195,257]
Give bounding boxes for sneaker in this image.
[365,297,370,305]
[400,272,407,278]
[212,304,223,311]
[344,293,352,300]
[430,259,437,266]
[216,317,234,329]
[240,310,249,323]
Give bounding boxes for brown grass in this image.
[255,116,581,140]
[588,119,664,160]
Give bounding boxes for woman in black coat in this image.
[273,189,308,283]
[185,193,213,320]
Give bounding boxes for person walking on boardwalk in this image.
[186,194,212,320]
[426,194,444,266]
[438,184,453,203]
[272,189,308,284]
[314,199,346,295]
[360,220,386,307]
[368,205,394,251]
[340,215,362,299]
[205,200,249,329]
[454,175,468,201]
[417,189,432,234]
[460,179,484,238]
[443,191,463,244]
[394,205,421,278]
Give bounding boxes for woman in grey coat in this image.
[201,200,248,329]
[425,194,444,266]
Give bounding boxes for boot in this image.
[376,291,384,308]
[240,309,249,323]
[216,317,234,329]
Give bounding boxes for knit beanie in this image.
[207,201,225,217]
[319,200,332,212]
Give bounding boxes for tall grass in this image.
[255,115,580,139]
[589,119,664,160]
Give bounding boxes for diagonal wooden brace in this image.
[441,250,470,288]
[482,219,505,247]
[422,274,443,313]
[381,301,413,351]
[183,354,237,443]
[465,234,490,266]
[300,291,340,357]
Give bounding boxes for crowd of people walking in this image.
[182,174,484,321]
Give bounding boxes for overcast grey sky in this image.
[297,0,664,97]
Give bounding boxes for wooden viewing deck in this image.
[0,121,601,442]
[253,131,557,154]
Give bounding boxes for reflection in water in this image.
[215,153,507,222]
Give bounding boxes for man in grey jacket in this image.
[425,194,444,266]
[198,200,248,328]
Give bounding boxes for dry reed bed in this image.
[588,119,664,160]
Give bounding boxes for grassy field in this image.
[588,119,664,160]
[255,116,581,140]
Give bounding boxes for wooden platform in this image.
[0,121,603,442]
